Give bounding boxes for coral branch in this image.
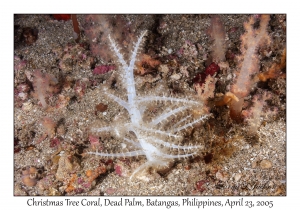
[242,91,277,134]
[32,70,58,108]
[88,31,210,178]
[207,15,226,63]
[229,15,271,122]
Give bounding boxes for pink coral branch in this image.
[32,70,58,108]
[243,91,276,134]
[229,15,271,122]
[207,15,226,63]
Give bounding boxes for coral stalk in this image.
[88,31,210,179]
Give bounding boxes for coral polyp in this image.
[87,31,210,179]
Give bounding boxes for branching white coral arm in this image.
[108,35,128,68]
[105,91,130,111]
[137,126,181,138]
[151,138,202,150]
[128,30,147,71]
[87,150,145,157]
[162,151,197,159]
[124,137,141,148]
[150,106,189,126]
[169,114,192,131]
[172,114,212,133]
[137,96,201,105]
